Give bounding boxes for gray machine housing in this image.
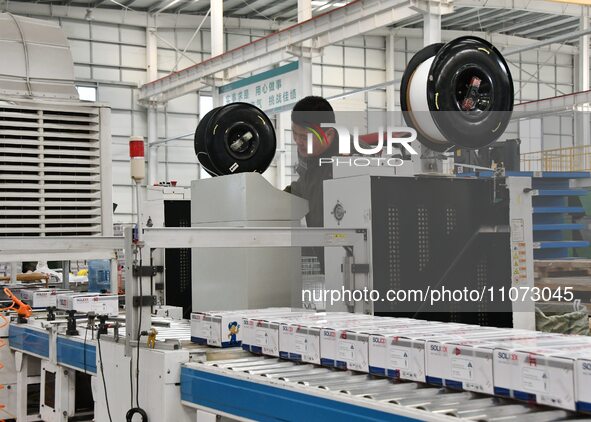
[191,173,308,311]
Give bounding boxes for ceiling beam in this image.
[454,0,585,18]
[516,16,578,37]
[138,0,422,103]
[2,1,281,30]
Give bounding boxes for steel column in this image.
[576,8,590,148]
[146,24,159,185]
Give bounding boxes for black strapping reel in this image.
[194,102,277,176]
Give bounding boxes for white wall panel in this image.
[92,42,120,66]
[366,49,385,68]
[122,45,146,68]
[345,47,364,65]
[174,30,202,51]
[74,65,91,79]
[133,111,148,136]
[93,67,120,81]
[91,23,120,43]
[69,39,91,63]
[323,67,343,86]
[344,68,365,88]
[61,20,90,38]
[322,46,343,65]
[165,114,198,138]
[157,49,177,72]
[161,145,198,163]
[121,27,146,46]
[121,69,146,86]
[227,34,251,50]
[111,110,133,136]
[167,93,199,114]
[98,86,133,109]
[366,69,385,85]
[365,36,385,49]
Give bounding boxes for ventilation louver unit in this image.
[0,98,112,236]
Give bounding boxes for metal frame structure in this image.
[0,237,123,292]
[124,226,370,354]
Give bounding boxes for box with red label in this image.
[21,288,68,309]
[368,322,467,381]
[336,320,438,372]
[190,308,291,347]
[319,318,417,368]
[425,329,546,394]
[56,292,119,316]
[240,310,317,356]
[279,313,367,363]
[493,336,591,410]
[570,350,591,413]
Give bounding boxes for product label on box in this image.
[522,366,548,393]
[389,346,409,369]
[294,333,309,353]
[451,357,474,381]
[337,340,355,361]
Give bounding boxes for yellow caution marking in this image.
[213,124,219,135]
[478,48,490,55]
[435,92,440,110]
[492,121,501,133]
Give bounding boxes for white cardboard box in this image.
[493,336,591,410]
[241,310,319,356]
[21,288,68,309]
[319,318,413,368]
[425,329,546,394]
[279,313,368,363]
[190,308,291,347]
[56,293,119,316]
[336,320,438,372]
[571,351,591,412]
[369,322,467,381]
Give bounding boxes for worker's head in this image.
[291,96,337,157]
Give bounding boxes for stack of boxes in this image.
[56,292,119,316]
[190,308,591,412]
[21,288,69,309]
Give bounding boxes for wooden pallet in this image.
[534,259,591,279]
[536,276,591,292]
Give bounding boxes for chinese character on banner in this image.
[238,91,243,101]
[244,89,249,100]
[290,89,296,100]
[232,93,237,102]
[262,84,268,94]
[269,81,275,92]
[283,91,289,102]
[276,79,282,89]
[269,96,275,106]
[256,99,262,108]
[276,93,282,104]
[225,95,231,104]
[256,86,261,96]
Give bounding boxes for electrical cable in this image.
[136,247,142,409]
[83,324,89,374]
[97,334,113,422]
[0,311,10,421]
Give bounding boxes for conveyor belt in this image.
[181,356,589,422]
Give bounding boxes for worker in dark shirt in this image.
[285,96,340,271]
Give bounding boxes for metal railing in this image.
[521,145,591,172]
